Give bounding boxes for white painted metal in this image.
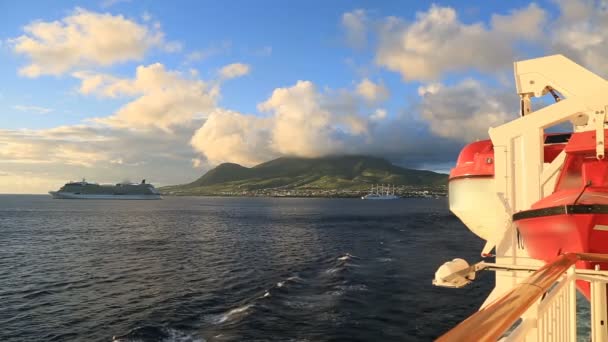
[439,54,608,341]
[434,262,608,341]
[451,55,608,310]
[592,265,608,342]
[49,191,162,200]
[568,266,577,342]
[502,263,608,342]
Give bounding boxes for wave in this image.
[216,303,253,324]
[336,253,357,261]
[286,275,303,282]
[205,253,365,330]
[377,257,394,263]
[112,326,204,342]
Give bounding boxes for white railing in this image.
[436,253,608,342]
[502,267,577,342]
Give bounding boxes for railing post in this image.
[591,265,608,342]
[568,266,577,342]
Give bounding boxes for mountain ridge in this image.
[161,155,447,196]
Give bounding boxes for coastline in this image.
[160,187,447,198]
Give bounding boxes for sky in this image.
[1,0,607,193]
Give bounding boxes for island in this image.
[160,155,448,198]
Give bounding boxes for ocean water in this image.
[0,195,493,341]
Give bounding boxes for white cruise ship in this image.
[49,179,162,200]
[361,184,399,200]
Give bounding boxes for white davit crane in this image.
[435,55,608,341]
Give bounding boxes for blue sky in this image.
[0,0,555,129]
[0,0,604,193]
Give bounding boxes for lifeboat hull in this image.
[514,206,608,298]
[448,135,568,241]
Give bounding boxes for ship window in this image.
[555,155,585,191]
[544,133,572,144]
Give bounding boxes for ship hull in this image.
[49,191,161,200]
[361,195,399,200]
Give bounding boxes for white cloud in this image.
[74,63,218,131]
[371,108,387,121]
[375,4,546,81]
[549,0,608,77]
[13,104,53,114]
[491,3,546,39]
[191,109,275,166]
[191,80,422,166]
[11,8,179,77]
[356,78,389,103]
[342,9,368,48]
[258,81,345,157]
[219,63,251,80]
[370,2,608,80]
[418,79,517,141]
[0,128,111,167]
[191,158,204,168]
[0,122,205,193]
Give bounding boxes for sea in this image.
[1,195,494,341]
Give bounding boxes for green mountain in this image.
[161,155,448,196]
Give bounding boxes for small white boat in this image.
[361,184,399,200]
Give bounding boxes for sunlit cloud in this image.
[10,8,180,77]
[74,63,218,131]
[190,79,453,167]
[374,4,545,81]
[218,63,251,80]
[356,78,389,104]
[0,122,205,193]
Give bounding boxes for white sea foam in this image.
[215,304,253,324]
[112,327,205,342]
[286,275,302,282]
[277,281,285,288]
[325,267,341,274]
[337,253,357,261]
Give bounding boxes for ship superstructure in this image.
[49,179,161,200]
[434,55,608,341]
[361,184,399,200]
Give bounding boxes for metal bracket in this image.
[596,109,606,160]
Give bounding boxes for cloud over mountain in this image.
[418,80,517,141]
[190,79,458,167]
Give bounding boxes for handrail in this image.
[436,253,608,341]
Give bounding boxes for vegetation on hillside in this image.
[161,155,448,196]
